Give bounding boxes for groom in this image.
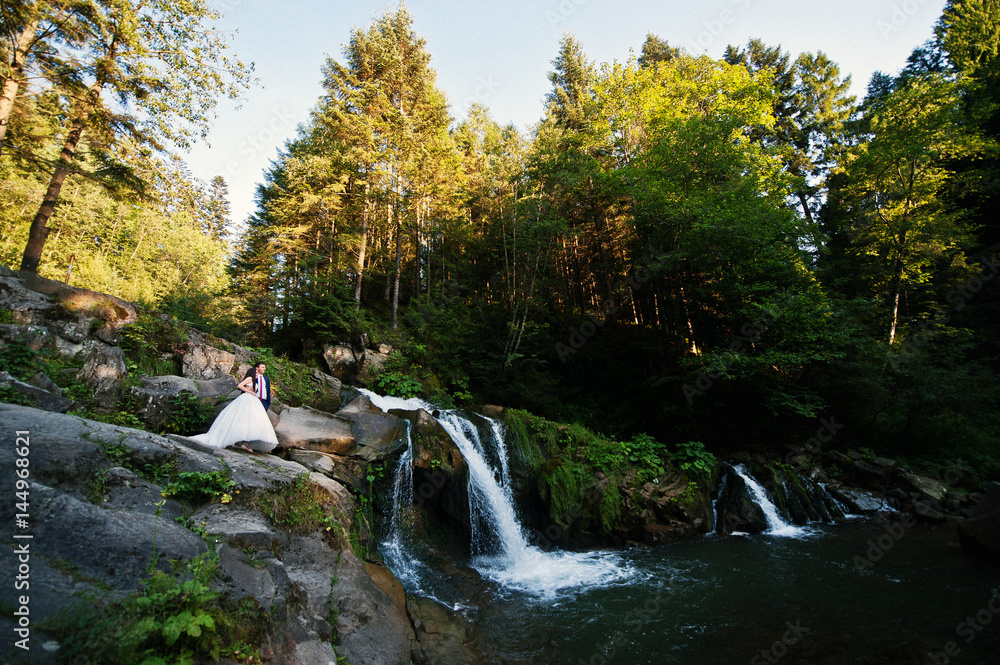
[253,361,271,411]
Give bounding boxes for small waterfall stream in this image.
[361,390,629,598]
[731,464,813,537]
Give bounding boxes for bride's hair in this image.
[245,366,257,390]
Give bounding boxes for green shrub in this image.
[162,470,236,505]
[672,441,718,482]
[47,554,261,665]
[161,392,216,436]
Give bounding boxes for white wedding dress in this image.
[190,392,278,453]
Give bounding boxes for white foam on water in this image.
[733,464,815,538]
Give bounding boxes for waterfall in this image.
[435,411,529,559]
[732,464,812,538]
[361,390,630,598]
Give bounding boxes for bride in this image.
[190,367,279,453]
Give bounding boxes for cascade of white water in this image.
[360,389,630,597]
[732,464,811,538]
[381,422,419,583]
[435,411,530,560]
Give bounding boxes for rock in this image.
[307,471,356,521]
[902,472,947,504]
[359,348,389,380]
[714,468,768,535]
[480,404,505,418]
[322,343,363,380]
[0,370,76,412]
[912,500,945,521]
[274,406,356,453]
[130,374,236,429]
[0,399,414,665]
[308,368,342,412]
[182,342,236,379]
[5,481,207,594]
[364,562,407,613]
[407,597,474,665]
[0,403,109,499]
[957,481,1000,563]
[327,548,416,665]
[28,370,63,395]
[0,322,52,350]
[287,449,339,476]
[828,487,889,514]
[101,466,187,520]
[873,457,900,473]
[78,340,128,409]
[337,395,405,462]
[0,267,137,340]
[194,506,290,552]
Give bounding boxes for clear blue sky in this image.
[186,0,948,226]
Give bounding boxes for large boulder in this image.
[0,403,417,665]
[902,472,947,504]
[0,370,75,412]
[407,597,477,665]
[182,342,236,380]
[828,486,890,514]
[957,482,1000,563]
[0,265,137,338]
[322,343,363,380]
[130,374,236,429]
[274,406,356,453]
[78,340,128,408]
[326,547,416,665]
[714,467,768,535]
[308,368,342,412]
[336,394,406,462]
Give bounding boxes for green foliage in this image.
[373,364,424,399]
[0,384,35,406]
[120,312,188,376]
[672,441,718,482]
[0,341,38,380]
[161,392,216,436]
[162,470,236,505]
[247,473,345,540]
[47,554,262,665]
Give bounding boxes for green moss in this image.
[503,409,546,473]
[245,473,347,544]
[543,458,584,524]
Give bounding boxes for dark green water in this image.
[460,522,1000,665]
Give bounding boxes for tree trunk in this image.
[390,210,402,329]
[20,109,90,273]
[0,19,38,157]
[354,182,370,308]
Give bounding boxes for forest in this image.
[2,0,999,478]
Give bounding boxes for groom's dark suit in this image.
[256,374,271,411]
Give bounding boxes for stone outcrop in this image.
[0,265,137,334]
[714,469,768,535]
[337,394,405,461]
[323,343,364,380]
[130,374,237,429]
[0,403,416,665]
[0,370,75,412]
[322,342,392,383]
[391,407,471,549]
[182,340,237,380]
[274,405,356,453]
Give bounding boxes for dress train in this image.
[190,392,278,452]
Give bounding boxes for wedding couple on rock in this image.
[190,361,278,453]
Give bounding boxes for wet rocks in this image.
[957,481,1000,563]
